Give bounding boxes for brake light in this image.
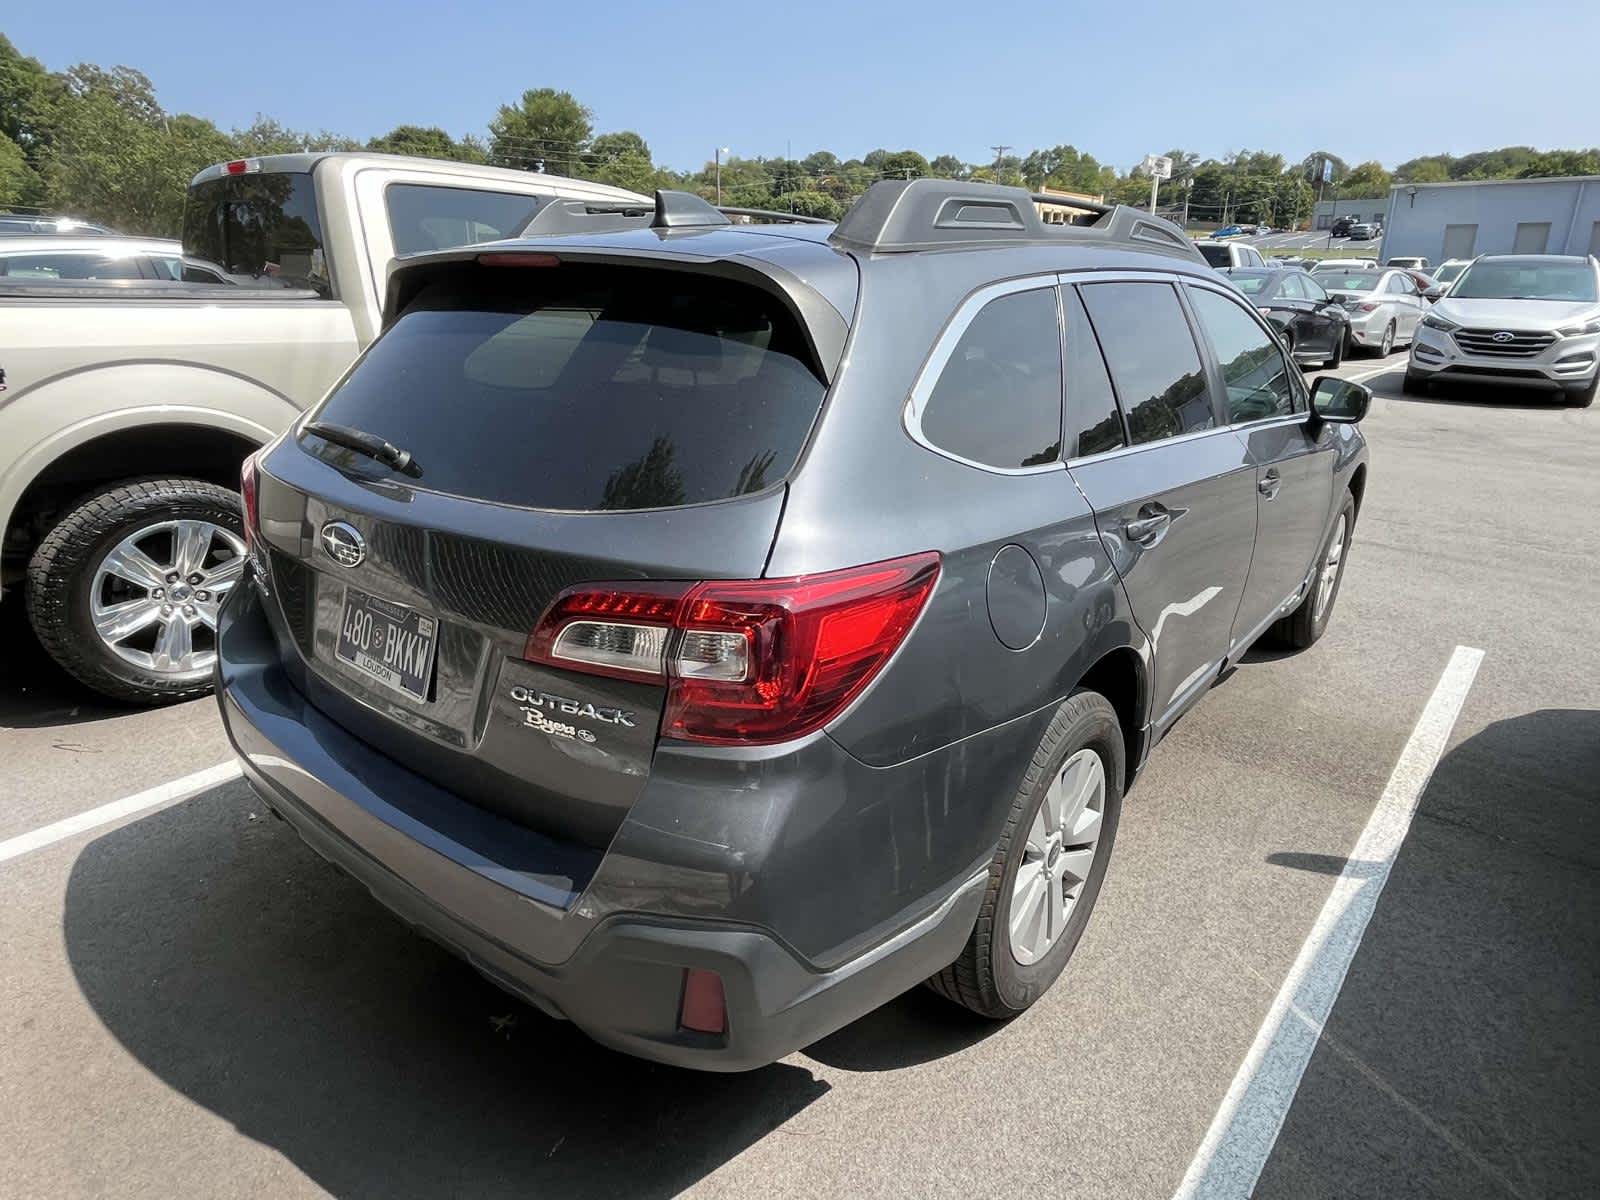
[678,968,727,1035]
[524,552,941,745]
[224,158,259,176]
[1356,301,1379,312]
[240,452,261,552]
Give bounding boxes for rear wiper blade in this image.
[303,421,418,475]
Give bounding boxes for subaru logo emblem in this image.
[319,520,366,568]
[1491,331,1515,343]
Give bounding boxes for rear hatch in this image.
[251,250,846,850]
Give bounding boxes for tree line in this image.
[4,33,1598,239]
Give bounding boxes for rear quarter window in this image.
[303,263,828,511]
[384,184,543,255]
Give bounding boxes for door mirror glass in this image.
[1310,376,1371,423]
[1423,285,1443,301]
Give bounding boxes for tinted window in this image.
[305,263,827,511]
[1196,243,1232,267]
[1278,274,1304,299]
[385,184,542,256]
[1062,287,1124,459]
[921,287,1062,469]
[1302,275,1328,302]
[0,252,142,280]
[1189,287,1295,423]
[1080,282,1213,446]
[183,171,328,294]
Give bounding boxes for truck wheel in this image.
[26,478,246,705]
[1269,491,1356,651]
[926,690,1124,1019]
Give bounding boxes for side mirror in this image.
[1423,286,1443,301]
[1310,376,1371,424]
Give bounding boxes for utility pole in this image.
[991,145,1011,183]
[715,147,729,205]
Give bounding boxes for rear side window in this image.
[385,184,542,256]
[183,171,328,294]
[1062,287,1124,458]
[919,287,1062,469]
[304,263,828,511]
[0,253,143,280]
[1188,287,1296,423]
[1080,282,1214,446]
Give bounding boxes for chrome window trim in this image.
[902,275,1068,477]
[1064,422,1244,469]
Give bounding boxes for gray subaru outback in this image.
[216,180,1371,1071]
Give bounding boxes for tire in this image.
[1322,331,1345,369]
[1565,373,1598,408]
[1268,490,1356,651]
[1402,369,1429,395]
[26,478,246,705]
[926,690,1124,1019]
[1376,322,1395,358]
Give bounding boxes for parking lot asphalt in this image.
[2,350,1596,1199]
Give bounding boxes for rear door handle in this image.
[1124,506,1172,544]
[1258,469,1282,500]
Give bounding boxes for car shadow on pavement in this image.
[803,983,1004,1071]
[1253,708,1600,1199]
[62,786,828,1199]
[0,601,131,730]
[1393,379,1582,411]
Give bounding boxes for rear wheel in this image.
[926,690,1124,1019]
[26,478,246,705]
[1269,491,1355,651]
[1377,322,1395,357]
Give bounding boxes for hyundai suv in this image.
[216,180,1372,1070]
[1405,254,1600,406]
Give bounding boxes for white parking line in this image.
[1172,644,1485,1200]
[0,760,242,865]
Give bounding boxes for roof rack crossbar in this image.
[717,206,832,225]
[829,179,1202,263]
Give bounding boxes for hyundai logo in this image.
[319,520,366,568]
[1491,331,1515,343]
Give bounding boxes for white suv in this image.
[1405,255,1600,406]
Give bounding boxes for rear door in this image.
[1184,281,1336,650]
[253,257,838,848]
[1065,276,1258,733]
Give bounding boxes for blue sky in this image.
[9,0,1598,173]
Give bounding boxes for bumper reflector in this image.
[679,968,727,1035]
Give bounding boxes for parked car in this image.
[0,236,232,284]
[1274,256,1312,272]
[1316,267,1428,355]
[1222,268,1351,368]
[1310,258,1380,273]
[0,213,118,236]
[1211,224,1246,239]
[1195,239,1267,269]
[216,179,1371,1071]
[1428,258,1472,294]
[1347,221,1382,241]
[1386,256,1430,270]
[1330,216,1359,238]
[1405,254,1600,406]
[0,153,647,703]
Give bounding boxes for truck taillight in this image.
[240,452,260,552]
[524,553,942,745]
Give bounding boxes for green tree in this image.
[231,116,359,155]
[366,124,487,163]
[0,34,51,155]
[801,150,840,177]
[1340,160,1392,196]
[0,133,39,206]
[1395,155,1451,183]
[489,87,592,175]
[1518,149,1600,178]
[878,149,930,180]
[781,189,842,220]
[928,154,966,179]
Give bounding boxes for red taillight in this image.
[240,452,260,552]
[524,553,941,745]
[1356,301,1379,312]
[224,159,254,175]
[679,969,727,1035]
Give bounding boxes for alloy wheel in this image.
[88,519,246,680]
[1009,748,1107,965]
[1314,514,1348,623]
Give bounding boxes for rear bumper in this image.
[1410,325,1600,390]
[216,581,993,1071]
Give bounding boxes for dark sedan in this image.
[1223,268,1350,368]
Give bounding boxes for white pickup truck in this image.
[0,152,643,703]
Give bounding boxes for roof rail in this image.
[718,206,832,225]
[828,179,1202,263]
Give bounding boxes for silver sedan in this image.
[1316,268,1429,356]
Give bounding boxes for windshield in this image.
[303,263,829,511]
[1449,260,1597,302]
[1434,262,1467,284]
[1318,273,1379,293]
[182,171,329,294]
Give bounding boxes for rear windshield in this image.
[1227,273,1270,295]
[302,263,828,511]
[182,171,329,294]
[1449,260,1598,302]
[1319,272,1379,292]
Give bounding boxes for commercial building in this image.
[1312,197,1386,230]
[1379,176,1600,264]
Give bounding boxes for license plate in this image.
[335,586,438,702]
